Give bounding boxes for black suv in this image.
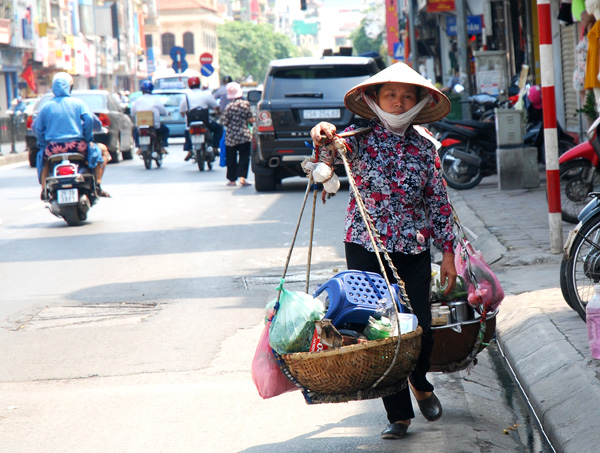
[248,56,380,191]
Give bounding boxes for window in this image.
[72,93,107,111]
[145,34,153,48]
[79,3,95,36]
[183,32,194,55]
[271,65,374,100]
[161,32,175,56]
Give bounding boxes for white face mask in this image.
[361,91,432,136]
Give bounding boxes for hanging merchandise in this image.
[268,281,325,355]
[573,0,586,22]
[454,239,504,313]
[251,319,299,399]
[558,0,574,25]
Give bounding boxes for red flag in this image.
[21,65,37,93]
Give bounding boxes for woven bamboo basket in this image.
[429,310,497,373]
[280,327,422,404]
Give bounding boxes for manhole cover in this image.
[11,302,160,330]
[237,269,339,290]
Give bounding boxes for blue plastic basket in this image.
[314,270,407,328]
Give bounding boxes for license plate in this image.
[191,134,205,144]
[139,136,151,145]
[57,188,78,204]
[303,109,341,119]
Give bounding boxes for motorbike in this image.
[187,107,215,171]
[432,118,498,190]
[461,93,515,122]
[43,152,98,226]
[137,124,163,170]
[433,105,576,191]
[560,192,600,321]
[558,116,600,224]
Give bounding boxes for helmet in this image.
[222,75,232,84]
[141,80,154,94]
[52,72,73,88]
[188,76,201,89]
[528,85,543,110]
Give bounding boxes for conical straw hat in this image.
[344,62,451,124]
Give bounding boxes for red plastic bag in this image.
[454,241,504,313]
[251,320,298,399]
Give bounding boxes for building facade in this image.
[0,0,150,112]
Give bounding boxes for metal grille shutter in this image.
[560,24,578,133]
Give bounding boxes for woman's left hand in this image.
[440,252,457,296]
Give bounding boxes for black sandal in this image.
[97,186,111,198]
[381,422,409,439]
[417,392,443,421]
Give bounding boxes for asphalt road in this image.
[0,143,547,452]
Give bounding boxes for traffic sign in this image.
[169,46,186,61]
[200,63,214,77]
[199,52,213,65]
[393,42,404,61]
[173,59,189,73]
[170,46,188,73]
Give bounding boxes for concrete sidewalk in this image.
[0,141,29,167]
[449,172,600,452]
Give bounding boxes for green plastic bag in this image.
[269,280,325,355]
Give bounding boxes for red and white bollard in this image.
[537,0,563,253]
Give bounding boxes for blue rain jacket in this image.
[34,78,94,149]
[35,78,102,182]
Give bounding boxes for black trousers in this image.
[345,242,434,422]
[225,141,250,182]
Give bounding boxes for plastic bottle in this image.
[586,284,600,359]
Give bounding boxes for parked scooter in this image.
[433,85,576,190]
[432,118,498,190]
[137,124,163,170]
[461,93,516,122]
[558,117,600,223]
[463,93,502,122]
[43,152,99,226]
[560,192,600,320]
[523,85,577,164]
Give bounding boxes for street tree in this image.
[350,6,385,56]
[217,22,299,83]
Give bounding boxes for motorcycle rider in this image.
[213,75,233,111]
[179,76,222,161]
[35,72,109,199]
[524,85,544,123]
[131,80,170,154]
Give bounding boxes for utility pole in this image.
[456,0,471,119]
[408,0,418,68]
[537,0,562,253]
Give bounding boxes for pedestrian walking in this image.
[310,62,457,440]
[221,82,254,186]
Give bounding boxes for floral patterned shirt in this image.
[221,98,253,147]
[342,119,455,255]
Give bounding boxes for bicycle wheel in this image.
[562,212,600,320]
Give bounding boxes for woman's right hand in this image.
[310,122,337,145]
